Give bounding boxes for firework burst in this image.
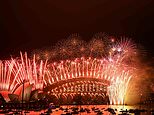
[45,56,135,104]
[0,33,140,104]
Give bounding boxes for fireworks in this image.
[45,56,135,104]
[0,52,47,93]
[0,33,139,104]
[0,60,14,91]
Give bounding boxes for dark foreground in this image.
[0,104,154,115]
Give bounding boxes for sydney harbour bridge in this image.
[0,36,136,105]
[44,77,110,104]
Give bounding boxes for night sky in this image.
[0,0,154,59]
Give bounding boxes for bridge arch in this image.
[43,57,132,105]
[44,77,110,105]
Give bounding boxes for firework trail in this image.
[45,56,135,104]
[0,33,139,104]
[0,60,14,91]
[0,52,47,93]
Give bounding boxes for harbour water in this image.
[16,104,154,115]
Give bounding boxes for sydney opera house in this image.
[0,81,49,110]
[0,82,39,103]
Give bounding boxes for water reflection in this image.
[0,105,154,115]
[28,105,154,115]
